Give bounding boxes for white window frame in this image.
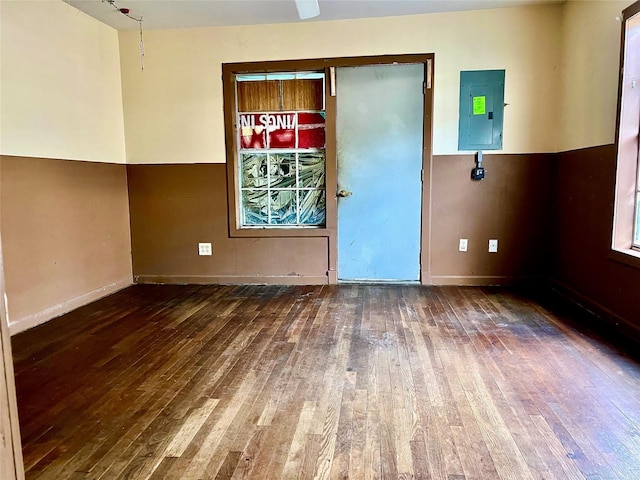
[613,1,640,258]
[235,72,327,229]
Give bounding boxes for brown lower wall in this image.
[2,147,635,338]
[126,164,329,284]
[128,155,554,286]
[431,153,554,283]
[1,156,133,334]
[554,144,640,336]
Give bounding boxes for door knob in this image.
[337,189,352,198]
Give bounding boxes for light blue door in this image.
[337,64,424,282]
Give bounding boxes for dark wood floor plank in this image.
[11,284,640,479]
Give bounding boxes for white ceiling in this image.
[67,0,562,31]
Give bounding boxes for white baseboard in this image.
[9,277,132,335]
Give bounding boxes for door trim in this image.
[330,56,434,285]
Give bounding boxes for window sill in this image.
[229,226,333,238]
[610,247,640,270]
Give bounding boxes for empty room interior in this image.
[2,0,640,478]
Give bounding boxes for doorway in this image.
[222,54,434,285]
[336,64,425,282]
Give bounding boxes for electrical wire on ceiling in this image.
[102,0,145,71]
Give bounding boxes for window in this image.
[613,1,640,254]
[235,72,326,227]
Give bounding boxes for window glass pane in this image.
[241,153,268,188]
[299,153,325,188]
[295,72,325,80]
[236,74,267,82]
[239,114,266,149]
[269,154,296,188]
[298,112,326,149]
[270,190,298,224]
[299,189,326,225]
[242,189,269,225]
[267,113,297,149]
[266,73,296,80]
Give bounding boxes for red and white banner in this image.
[239,112,325,150]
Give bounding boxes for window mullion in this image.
[267,153,271,225]
[296,152,300,226]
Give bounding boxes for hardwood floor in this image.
[11,284,640,479]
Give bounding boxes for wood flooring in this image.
[11,284,640,479]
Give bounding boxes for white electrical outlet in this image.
[459,239,468,252]
[198,243,212,256]
[488,239,498,253]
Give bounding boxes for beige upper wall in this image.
[559,0,628,152]
[0,0,625,164]
[0,0,126,163]
[119,4,563,164]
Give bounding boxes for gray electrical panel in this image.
[458,70,505,151]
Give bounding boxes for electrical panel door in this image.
[458,70,505,151]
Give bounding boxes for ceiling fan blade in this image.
[295,0,320,20]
